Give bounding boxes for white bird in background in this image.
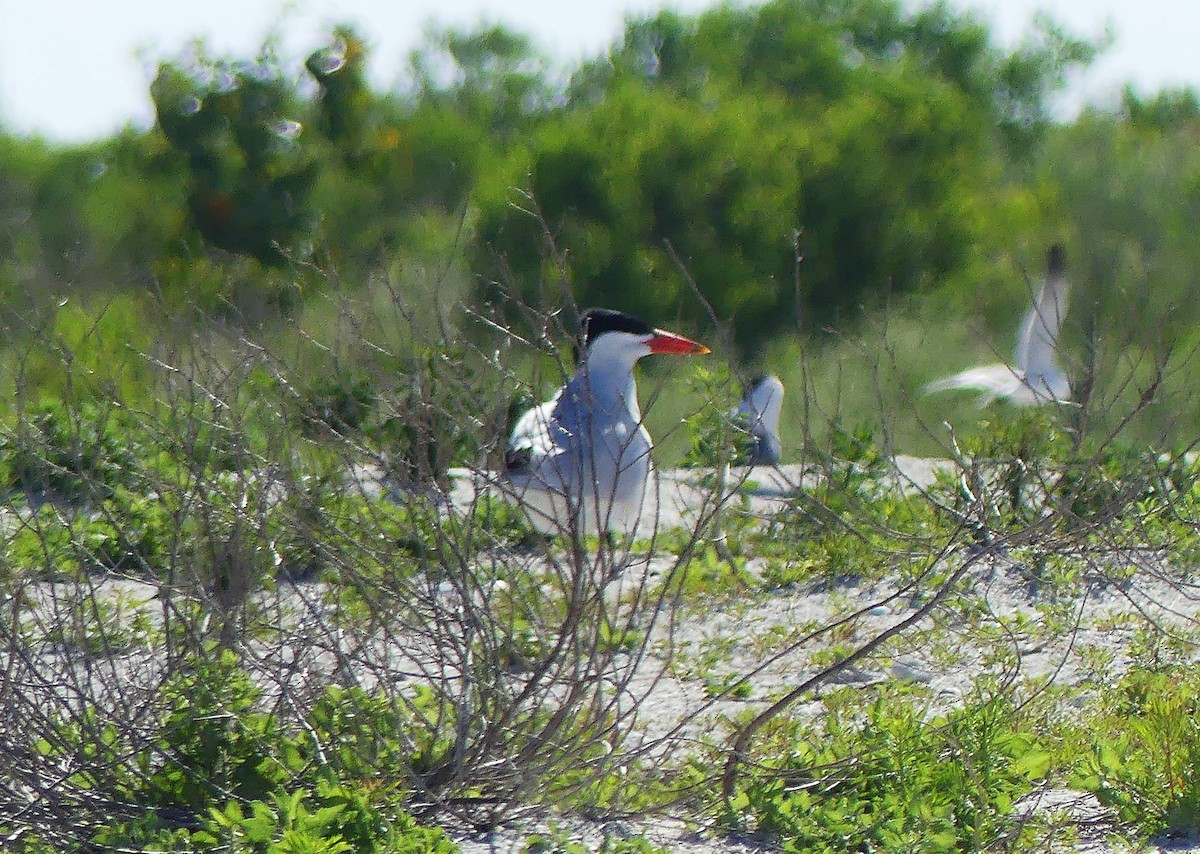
[731,374,784,465]
[923,245,1071,406]
[505,308,711,535]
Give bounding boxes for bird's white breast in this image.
[508,373,654,535]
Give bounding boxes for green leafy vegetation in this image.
[1073,669,1200,838]
[41,651,458,851]
[732,694,1051,852]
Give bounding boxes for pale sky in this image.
[1,0,1197,141]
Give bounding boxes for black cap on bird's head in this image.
[1046,244,1066,277]
[573,308,710,362]
[580,308,655,348]
[744,374,771,398]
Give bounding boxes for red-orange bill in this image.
[647,329,711,355]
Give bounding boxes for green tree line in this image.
[0,0,1197,350]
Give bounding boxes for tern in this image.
[731,374,784,465]
[923,245,1070,405]
[504,308,710,535]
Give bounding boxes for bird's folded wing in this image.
[506,394,560,472]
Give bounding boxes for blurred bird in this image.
[731,374,784,465]
[505,309,710,535]
[923,245,1070,405]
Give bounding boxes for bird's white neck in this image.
[575,337,647,421]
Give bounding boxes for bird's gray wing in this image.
[921,364,1025,404]
[1014,263,1068,383]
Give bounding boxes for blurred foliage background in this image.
[1,0,1197,457]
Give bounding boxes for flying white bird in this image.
[731,374,784,465]
[923,245,1070,405]
[504,309,710,536]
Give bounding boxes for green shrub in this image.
[200,781,457,854]
[1,399,143,502]
[298,370,379,436]
[734,695,1049,851]
[1074,668,1200,837]
[56,653,454,850]
[151,51,318,266]
[679,364,752,470]
[760,423,947,586]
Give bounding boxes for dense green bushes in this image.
[735,696,1049,851]
[30,650,457,851]
[3,0,1193,386]
[473,0,1084,345]
[0,0,1111,350]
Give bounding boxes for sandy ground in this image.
[13,455,1200,852]
[435,458,1200,853]
[443,456,954,535]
